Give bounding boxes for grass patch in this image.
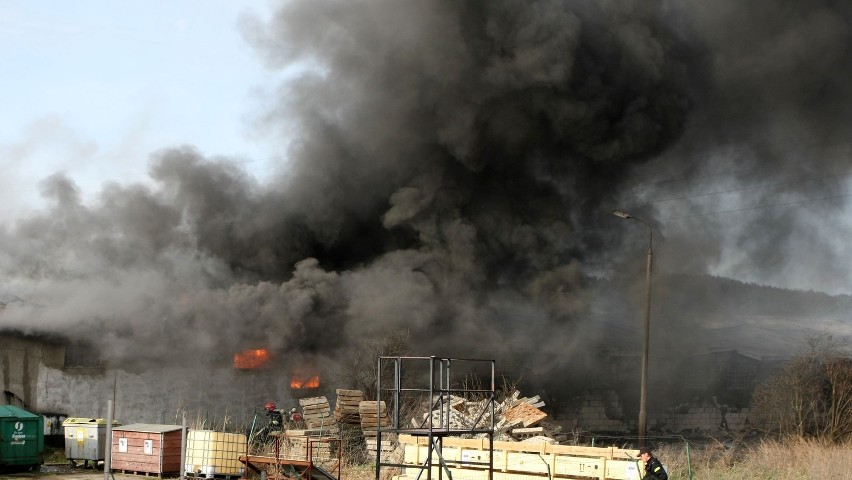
[651,437,851,479]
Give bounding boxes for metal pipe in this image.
[103,399,113,480]
[180,411,187,480]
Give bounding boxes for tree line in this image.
[751,333,852,442]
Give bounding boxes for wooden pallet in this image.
[335,389,365,424]
[112,469,175,477]
[503,401,547,428]
[300,396,338,429]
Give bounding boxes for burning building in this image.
[3,0,852,430]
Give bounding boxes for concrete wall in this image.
[654,403,751,433]
[556,391,631,432]
[1,335,63,409]
[36,365,309,427]
[2,335,325,430]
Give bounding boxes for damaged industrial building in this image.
[3,0,852,464]
[3,273,832,440]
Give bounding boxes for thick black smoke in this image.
[626,0,852,293]
[1,0,850,391]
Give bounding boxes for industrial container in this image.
[0,405,44,470]
[62,417,120,467]
[110,423,183,475]
[184,429,247,478]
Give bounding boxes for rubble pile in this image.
[285,389,563,456]
[413,390,565,443]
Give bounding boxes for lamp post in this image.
[612,210,653,447]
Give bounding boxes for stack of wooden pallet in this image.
[358,400,389,436]
[365,435,399,463]
[299,396,338,430]
[282,431,339,461]
[360,400,395,461]
[334,389,364,425]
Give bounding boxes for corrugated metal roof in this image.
[112,423,183,433]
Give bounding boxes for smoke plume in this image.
[2,0,851,392]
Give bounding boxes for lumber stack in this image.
[282,432,339,461]
[334,389,364,425]
[359,400,389,437]
[299,396,338,430]
[365,435,399,462]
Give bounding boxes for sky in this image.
[0,1,280,221]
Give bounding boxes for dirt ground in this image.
[0,464,183,480]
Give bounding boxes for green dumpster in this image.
[0,405,44,471]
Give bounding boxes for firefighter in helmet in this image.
[288,407,303,424]
[265,402,284,434]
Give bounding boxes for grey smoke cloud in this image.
[630,0,852,294]
[1,0,850,387]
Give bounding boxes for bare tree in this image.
[329,330,410,400]
[821,356,852,442]
[751,334,852,442]
[752,355,822,437]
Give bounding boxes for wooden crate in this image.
[110,423,183,476]
[398,435,642,480]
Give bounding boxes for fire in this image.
[233,349,270,369]
[290,371,321,389]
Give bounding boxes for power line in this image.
[661,190,852,222]
[647,168,852,205]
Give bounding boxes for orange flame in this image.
[290,372,321,389]
[233,349,270,369]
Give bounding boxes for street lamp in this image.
[612,210,653,447]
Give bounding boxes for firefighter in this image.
[639,446,668,480]
[288,407,303,424]
[264,402,284,434]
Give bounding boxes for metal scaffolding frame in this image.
[374,356,496,480]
